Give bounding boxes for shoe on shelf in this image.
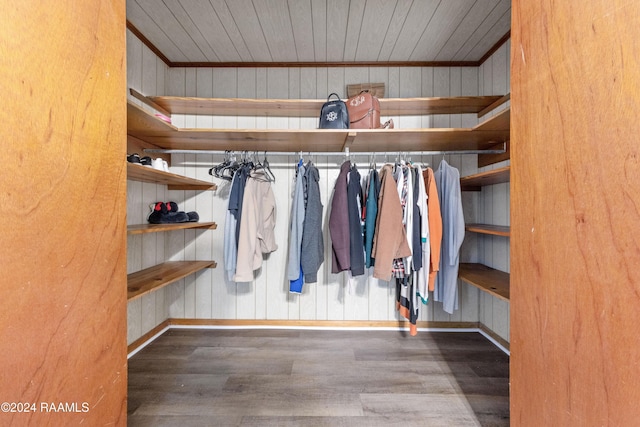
[165,202,199,222]
[127,153,141,163]
[186,211,199,222]
[152,158,170,172]
[140,156,152,166]
[147,202,190,224]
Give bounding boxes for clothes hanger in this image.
[369,153,377,171]
[210,150,236,180]
[261,151,276,182]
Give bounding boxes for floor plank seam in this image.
[128,324,510,358]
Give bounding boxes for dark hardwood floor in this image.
[128,329,509,426]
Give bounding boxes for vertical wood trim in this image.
[511,1,640,425]
[0,1,127,424]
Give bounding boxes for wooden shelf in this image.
[459,263,510,301]
[127,261,217,301]
[127,222,217,235]
[127,162,217,190]
[466,224,510,237]
[460,166,510,191]
[149,95,503,117]
[127,101,510,153]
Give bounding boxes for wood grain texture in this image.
[0,0,127,425]
[459,263,510,301]
[461,166,511,190]
[127,222,218,235]
[127,162,217,190]
[128,329,509,425]
[511,1,640,425]
[150,95,503,116]
[128,261,217,301]
[466,224,510,237]
[127,101,510,152]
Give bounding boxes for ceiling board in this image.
[288,0,315,62]
[387,1,440,62]
[411,0,476,61]
[377,0,414,62]
[126,0,511,66]
[435,0,502,61]
[253,0,298,61]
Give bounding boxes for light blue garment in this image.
[434,159,465,314]
[288,163,306,290]
[224,173,238,282]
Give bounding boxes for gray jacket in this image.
[301,162,324,283]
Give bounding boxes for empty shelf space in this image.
[148,95,504,117]
[459,263,510,301]
[127,162,217,190]
[460,166,510,190]
[465,224,510,237]
[127,222,217,235]
[128,261,217,301]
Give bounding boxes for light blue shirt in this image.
[434,160,465,314]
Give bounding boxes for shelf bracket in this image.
[341,131,357,152]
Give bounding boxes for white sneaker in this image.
[162,160,170,172]
[152,158,165,171]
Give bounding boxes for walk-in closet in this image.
[4,1,639,426]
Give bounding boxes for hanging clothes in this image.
[233,169,278,282]
[433,159,465,314]
[364,168,380,268]
[300,161,324,284]
[287,160,306,292]
[224,172,239,281]
[424,167,442,292]
[411,167,423,273]
[230,164,251,244]
[329,161,351,273]
[415,164,430,304]
[393,163,418,336]
[372,164,411,281]
[391,164,412,279]
[347,163,365,277]
[396,275,419,336]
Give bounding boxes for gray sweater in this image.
[301,162,324,283]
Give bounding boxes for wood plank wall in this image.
[0,1,127,425]
[511,1,640,425]
[477,40,511,342]
[127,30,171,343]
[126,29,511,346]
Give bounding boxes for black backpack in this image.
[319,93,349,129]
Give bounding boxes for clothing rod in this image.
[143,148,506,156]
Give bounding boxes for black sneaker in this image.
[127,153,141,163]
[147,202,190,224]
[186,212,199,222]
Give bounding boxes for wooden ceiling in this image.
[126,0,511,67]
